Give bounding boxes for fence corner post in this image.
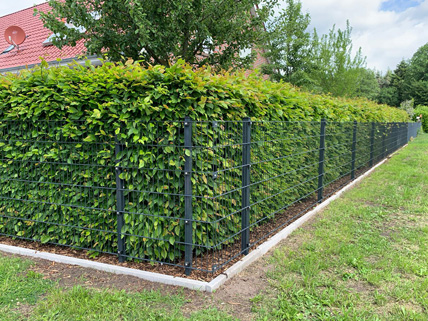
[115,134,126,263]
[241,117,251,255]
[369,122,375,167]
[351,120,357,180]
[317,119,326,203]
[184,116,193,276]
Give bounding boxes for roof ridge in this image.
[0,2,48,19]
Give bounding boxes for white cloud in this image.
[0,1,46,17]
[277,0,428,72]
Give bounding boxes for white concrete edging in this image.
[0,243,208,291]
[0,146,403,292]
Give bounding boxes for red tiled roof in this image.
[0,2,86,71]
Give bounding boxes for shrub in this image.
[0,60,409,267]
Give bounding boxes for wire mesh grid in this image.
[0,119,421,275]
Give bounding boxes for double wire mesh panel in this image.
[0,120,118,256]
[0,119,421,275]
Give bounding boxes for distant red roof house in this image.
[0,2,92,73]
[0,2,268,74]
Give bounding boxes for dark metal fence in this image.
[0,120,422,275]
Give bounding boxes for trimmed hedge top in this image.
[0,59,408,123]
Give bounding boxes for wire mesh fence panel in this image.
[0,119,420,275]
[116,120,188,268]
[249,121,320,247]
[0,120,117,255]
[354,122,372,172]
[190,120,246,272]
[408,122,422,141]
[322,121,354,197]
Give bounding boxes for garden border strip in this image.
[0,145,405,292]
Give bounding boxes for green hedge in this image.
[0,59,408,123]
[0,60,408,266]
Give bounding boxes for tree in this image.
[37,0,276,69]
[309,22,367,97]
[262,0,313,86]
[376,70,399,107]
[391,59,410,104]
[354,68,380,101]
[404,43,428,105]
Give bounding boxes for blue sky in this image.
[380,0,421,12]
[1,0,428,72]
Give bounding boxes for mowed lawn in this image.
[0,132,427,321]
[254,132,428,320]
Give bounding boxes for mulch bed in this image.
[0,166,372,282]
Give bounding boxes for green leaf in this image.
[83,134,96,142]
[169,236,175,245]
[41,235,51,244]
[92,109,102,119]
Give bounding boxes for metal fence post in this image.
[115,135,126,263]
[184,116,193,276]
[241,117,251,255]
[317,119,326,203]
[351,120,357,180]
[369,122,375,167]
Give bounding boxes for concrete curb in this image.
[0,147,403,292]
[0,243,208,291]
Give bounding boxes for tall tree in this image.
[309,22,367,97]
[354,68,380,101]
[37,0,276,69]
[376,70,399,107]
[391,59,410,104]
[262,0,313,86]
[265,11,372,98]
[405,43,428,105]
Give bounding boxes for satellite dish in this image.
[4,26,27,46]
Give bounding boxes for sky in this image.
[288,0,428,73]
[1,0,427,73]
[0,1,46,18]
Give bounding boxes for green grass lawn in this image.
[0,133,427,321]
[0,253,234,321]
[0,256,53,321]
[254,133,428,320]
